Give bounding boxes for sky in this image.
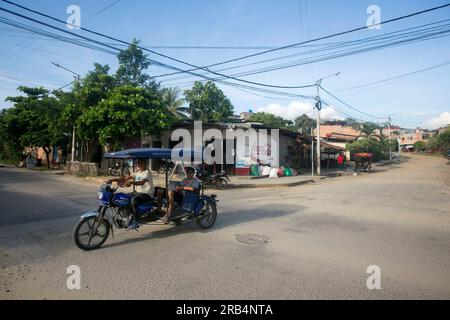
[0,0,449,129]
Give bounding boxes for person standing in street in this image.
[337,153,345,172]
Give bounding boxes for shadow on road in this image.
[101,204,304,250]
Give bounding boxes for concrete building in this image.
[142,121,312,175]
[399,128,433,151]
[313,123,362,160]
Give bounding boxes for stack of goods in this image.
[269,166,298,179]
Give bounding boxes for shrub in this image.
[414,141,427,152]
[347,138,391,162]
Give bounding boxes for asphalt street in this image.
[0,154,449,299]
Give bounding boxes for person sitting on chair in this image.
[160,166,200,224]
[107,159,154,230]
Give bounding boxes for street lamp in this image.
[315,72,341,176]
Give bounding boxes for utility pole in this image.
[311,127,314,177]
[315,92,322,176]
[315,72,341,176]
[52,62,80,162]
[388,117,392,161]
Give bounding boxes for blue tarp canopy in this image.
[104,148,202,160]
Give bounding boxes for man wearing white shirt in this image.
[107,159,154,230]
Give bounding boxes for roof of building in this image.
[326,132,359,141]
[320,141,346,154]
[104,148,202,160]
[170,120,303,138]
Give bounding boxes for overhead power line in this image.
[86,0,121,20]
[0,0,315,90]
[159,19,450,85]
[0,72,56,89]
[336,60,450,92]
[0,15,314,101]
[1,0,447,112]
[151,3,450,78]
[320,99,374,123]
[159,19,450,84]
[320,86,388,120]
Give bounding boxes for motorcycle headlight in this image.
[98,192,103,200]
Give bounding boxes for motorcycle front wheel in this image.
[73,216,110,251]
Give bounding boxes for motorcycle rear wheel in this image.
[215,178,229,190]
[73,216,110,251]
[196,203,217,229]
[110,168,120,176]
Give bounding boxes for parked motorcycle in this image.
[157,160,175,175]
[109,159,130,177]
[196,168,230,190]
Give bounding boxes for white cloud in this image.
[421,112,450,130]
[256,101,343,122]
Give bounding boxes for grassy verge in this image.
[0,159,17,166]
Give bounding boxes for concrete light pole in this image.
[388,117,393,161]
[52,62,80,162]
[315,72,341,176]
[311,127,315,177]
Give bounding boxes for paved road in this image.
[1,154,449,299]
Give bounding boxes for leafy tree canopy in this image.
[249,112,293,130]
[4,86,66,167]
[79,86,169,150]
[293,114,316,133]
[115,39,157,89]
[184,81,234,123]
[162,87,188,120]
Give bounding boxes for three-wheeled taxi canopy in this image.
[355,153,373,159]
[104,148,202,161]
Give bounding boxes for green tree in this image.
[5,87,65,168]
[346,137,390,162]
[426,129,450,154]
[293,114,316,133]
[343,118,360,127]
[184,81,234,123]
[162,87,188,119]
[74,64,116,109]
[355,122,380,137]
[249,112,293,129]
[67,64,118,162]
[0,108,23,162]
[80,86,169,150]
[437,129,450,154]
[115,39,156,88]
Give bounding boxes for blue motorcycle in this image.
[73,148,218,251]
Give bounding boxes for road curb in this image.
[228,179,316,189]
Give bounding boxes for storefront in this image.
[145,121,311,176]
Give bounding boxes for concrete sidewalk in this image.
[5,158,404,190]
[227,171,352,189]
[76,170,355,189]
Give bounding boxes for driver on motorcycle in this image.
[106,159,154,230]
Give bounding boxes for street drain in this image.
[235,234,271,246]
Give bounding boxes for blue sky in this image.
[0,0,449,128]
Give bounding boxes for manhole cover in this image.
[235,234,271,246]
